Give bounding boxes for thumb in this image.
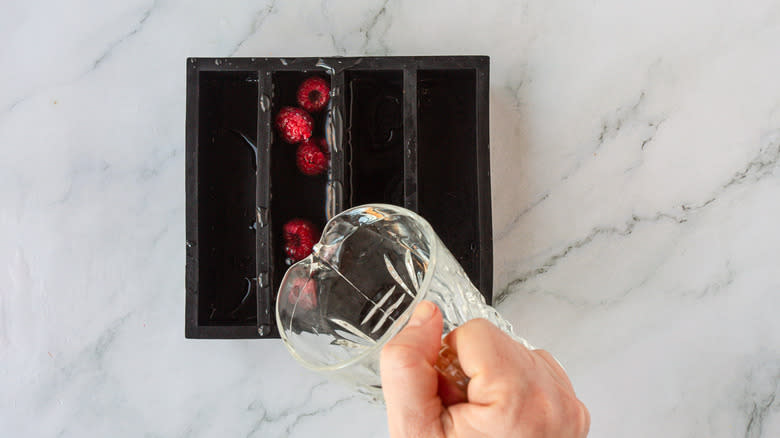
[380,301,445,438]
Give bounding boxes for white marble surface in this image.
[2,0,779,436]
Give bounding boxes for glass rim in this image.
[275,203,440,373]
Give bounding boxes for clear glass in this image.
[276,204,531,400]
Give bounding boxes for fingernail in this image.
[407,301,435,328]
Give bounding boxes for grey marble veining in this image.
[1,0,779,436]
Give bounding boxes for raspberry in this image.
[297,76,330,112]
[275,107,313,144]
[296,138,330,176]
[287,277,317,311]
[283,219,320,262]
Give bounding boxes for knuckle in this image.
[578,399,591,433]
[537,391,558,424]
[521,383,558,423]
[380,342,418,370]
[561,391,590,433]
[380,343,409,365]
[381,340,411,359]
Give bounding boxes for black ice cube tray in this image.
[186,56,492,339]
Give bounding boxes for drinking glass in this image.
[276,204,531,400]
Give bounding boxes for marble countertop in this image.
[2,0,779,436]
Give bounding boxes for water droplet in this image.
[316,57,362,74]
[280,58,289,66]
[258,272,269,288]
[249,222,258,230]
[325,180,343,221]
[259,94,271,112]
[258,325,271,336]
[214,59,222,66]
[256,207,268,227]
[325,104,343,154]
[315,58,334,75]
[186,240,193,248]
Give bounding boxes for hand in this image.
[380,301,590,437]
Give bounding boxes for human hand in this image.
[380,300,590,437]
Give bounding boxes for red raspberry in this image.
[275,107,313,144]
[283,219,320,262]
[287,277,317,311]
[297,76,330,112]
[296,138,330,176]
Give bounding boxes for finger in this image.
[443,319,535,406]
[533,349,574,392]
[444,319,532,378]
[381,301,446,438]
